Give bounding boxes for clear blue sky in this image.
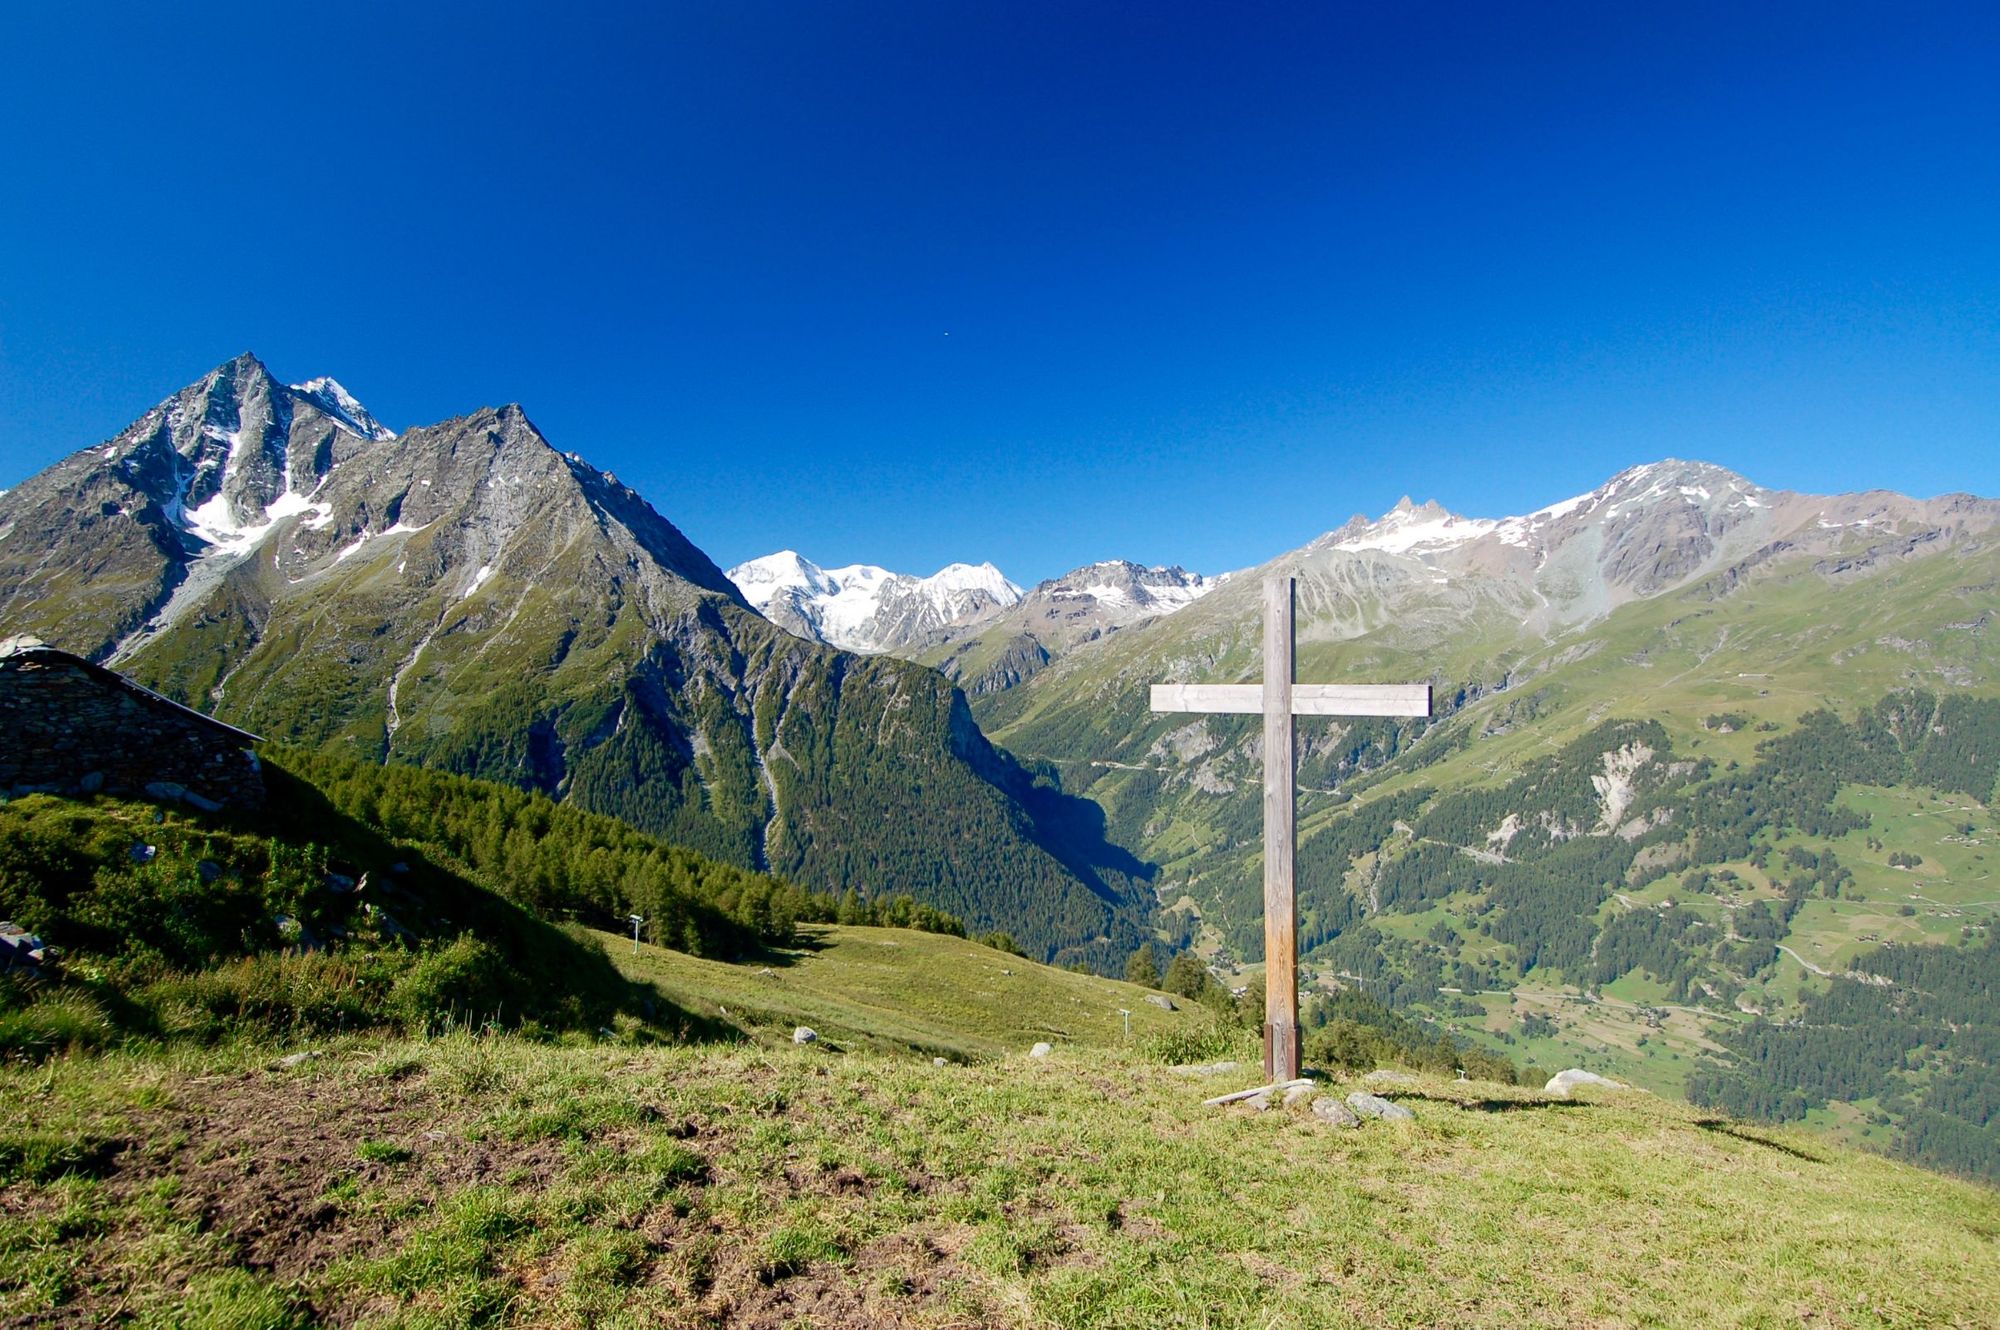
[3,2,1996,583]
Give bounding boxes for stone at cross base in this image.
[1150,575,1430,1081]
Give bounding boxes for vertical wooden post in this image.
[1262,576,1299,1081]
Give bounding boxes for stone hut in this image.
[0,636,265,811]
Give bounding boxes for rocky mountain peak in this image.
[1325,497,1495,557]
[0,357,747,661]
[916,558,1217,695]
[290,375,396,442]
[1040,560,1214,613]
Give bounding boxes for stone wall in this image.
[0,651,265,811]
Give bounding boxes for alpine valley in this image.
[973,463,2000,1180]
[5,355,2000,1181]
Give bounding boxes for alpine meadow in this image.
[4,5,2000,1328]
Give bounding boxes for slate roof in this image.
[0,635,264,745]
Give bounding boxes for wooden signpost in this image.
[1150,575,1431,1082]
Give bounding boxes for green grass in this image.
[3,1032,1995,1328]
[598,921,1201,1060]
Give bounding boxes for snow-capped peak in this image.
[1047,560,1215,617]
[1312,461,1773,561]
[728,549,838,602]
[919,561,1022,602]
[1593,458,1763,512]
[727,551,1022,653]
[1488,460,1768,537]
[290,376,396,441]
[1329,498,1498,555]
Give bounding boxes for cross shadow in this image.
[1383,1091,1598,1114]
[1693,1119,1826,1163]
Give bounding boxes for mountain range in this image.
[0,354,1152,967]
[7,354,1999,1175]
[957,456,1999,1176]
[975,456,2000,957]
[727,549,1217,695]
[726,551,1024,654]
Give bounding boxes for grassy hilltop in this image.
[4,738,1998,1327]
[4,963,1997,1329]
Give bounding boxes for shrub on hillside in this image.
[146,950,388,1040]
[0,981,116,1060]
[390,936,525,1033]
[1162,951,1214,1000]
[1139,1015,1250,1066]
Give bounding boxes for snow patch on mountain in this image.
[1324,460,1778,566]
[1049,561,1216,617]
[1332,499,1499,555]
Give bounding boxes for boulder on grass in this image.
[1346,1091,1415,1122]
[1544,1069,1623,1096]
[1312,1097,1362,1129]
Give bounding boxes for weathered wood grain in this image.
[1145,575,1433,1085]
[1263,576,1299,1082]
[1149,682,1431,716]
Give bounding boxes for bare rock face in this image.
[0,354,389,660]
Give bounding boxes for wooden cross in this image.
[1150,575,1431,1081]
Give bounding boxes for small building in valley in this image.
[0,636,265,811]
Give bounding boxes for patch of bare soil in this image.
[11,1061,569,1328]
[19,1056,1032,1328]
[698,1225,978,1330]
[12,1058,1045,1328]
[176,1073,567,1281]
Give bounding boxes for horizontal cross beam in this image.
[1150,682,1432,718]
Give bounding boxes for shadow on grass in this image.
[1694,1119,1827,1163]
[737,928,835,970]
[1389,1092,1599,1114]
